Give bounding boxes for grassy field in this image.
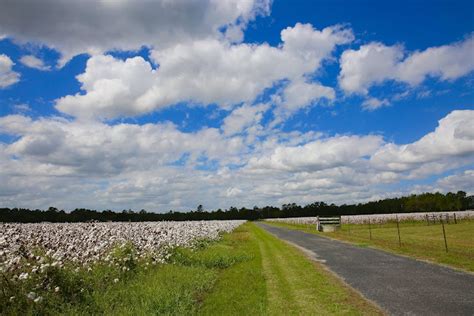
[265,219,474,272]
[2,222,382,315]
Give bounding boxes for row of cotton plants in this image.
[0,220,244,305]
[265,210,474,225]
[341,210,474,224]
[265,217,320,225]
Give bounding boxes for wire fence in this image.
[266,210,474,253]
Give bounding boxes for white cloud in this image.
[56,55,157,119]
[56,23,353,119]
[19,55,50,71]
[277,78,335,113]
[339,42,403,94]
[339,35,474,94]
[0,0,271,65]
[371,110,474,175]
[0,115,246,176]
[12,103,32,113]
[0,54,20,88]
[222,103,269,136]
[435,170,474,194]
[247,135,383,172]
[362,97,390,111]
[397,35,474,85]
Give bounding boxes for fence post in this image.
[441,218,448,253]
[454,213,457,224]
[396,215,401,247]
[368,218,372,240]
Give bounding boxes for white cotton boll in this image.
[1,221,245,275]
[18,272,29,280]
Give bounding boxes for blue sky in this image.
[0,0,473,211]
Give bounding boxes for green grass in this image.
[198,224,267,315]
[2,223,382,315]
[265,219,474,272]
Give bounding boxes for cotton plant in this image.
[0,220,244,277]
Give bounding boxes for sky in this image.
[0,0,473,212]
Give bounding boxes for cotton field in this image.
[266,217,320,225]
[265,210,474,225]
[0,220,244,275]
[340,210,474,224]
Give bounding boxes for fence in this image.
[340,212,474,253]
[340,210,474,224]
[265,210,474,253]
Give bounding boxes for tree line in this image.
[0,191,472,223]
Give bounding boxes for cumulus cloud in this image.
[362,97,390,111]
[371,110,474,175]
[0,0,271,65]
[56,23,354,119]
[0,54,20,88]
[276,79,335,115]
[12,103,32,113]
[222,103,269,136]
[247,135,383,172]
[339,35,474,94]
[339,42,403,94]
[1,110,472,210]
[56,55,156,119]
[0,115,246,176]
[19,55,51,71]
[435,170,474,194]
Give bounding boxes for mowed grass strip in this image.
[197,224,267,315]
[265,219,474,272]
